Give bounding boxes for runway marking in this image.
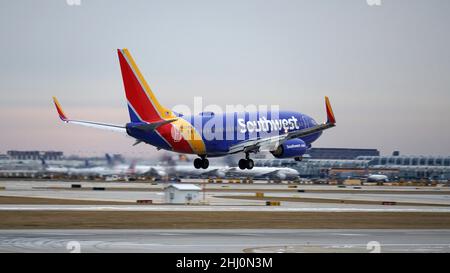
[333,233,366,236]
[1,206,450,213]
[157,233,188,236]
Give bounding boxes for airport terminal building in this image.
[256,151,450,181]
[357,155,450,167]
[356,155,450,180]
[305,148,380,160]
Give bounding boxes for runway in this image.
[0,229,449,253]
[1,180,450,230]
[1,179,450,210]
[1,204,450,212]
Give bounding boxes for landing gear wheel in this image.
[201,158,209,169]
[238,159,247,170]
[194,158,202,169]
[238,159,254,170]
[247,159,254,170]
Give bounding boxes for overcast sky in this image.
[0,0,449,157]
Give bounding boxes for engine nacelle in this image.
[271,139,308,159]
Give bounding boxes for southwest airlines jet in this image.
[53,49,336,170]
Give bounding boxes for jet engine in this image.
[271,139,308,159]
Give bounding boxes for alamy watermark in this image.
[169,98,294,142]
[63,240,382,253]
[65,1,381,8]
[367,0,382,6]
[366,241,381,253]
[66,241,81,253]
[66,0,81,6]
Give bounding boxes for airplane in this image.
[146,163,299,182]
[366,174,389,182]
[147,164,227,180]
[226,166,299,181]
[52,49,336,170]
[104,154,152,175]
[43,161,137,177]
[41,155,149,178]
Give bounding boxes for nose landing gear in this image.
[194,156,209,169]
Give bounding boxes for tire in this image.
[194,158,202,169]
[201,158,209,169]
[238,159,247,170]
[247,159,254,170]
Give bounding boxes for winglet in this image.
[52,96,68,122]
[325,96,336,124]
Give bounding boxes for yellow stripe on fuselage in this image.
[172,118,206,155]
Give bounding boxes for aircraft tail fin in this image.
[127,160,137,175]
[105,154,114,167]
[117,49,175,123]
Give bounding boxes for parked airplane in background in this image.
[42,155,149,178]
[53,49,336,170]
[226,166,299,181]
[145,164,300,182]
[367,174,389,182]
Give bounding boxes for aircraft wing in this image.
[200,168,218,176]
[200,168,228,177]
[263,170,281,177]
[228,134,285,154]
[228,96,336,154]
[53,97,126,133]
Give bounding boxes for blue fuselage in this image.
[126,111,322,156]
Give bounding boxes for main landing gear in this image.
[194,156,209,169]
[238,153,254,170]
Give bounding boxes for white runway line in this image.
[1,204,450,212]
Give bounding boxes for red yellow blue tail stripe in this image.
[117,49,206,155]
[52,96,68,122]
[325,96,336,124]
